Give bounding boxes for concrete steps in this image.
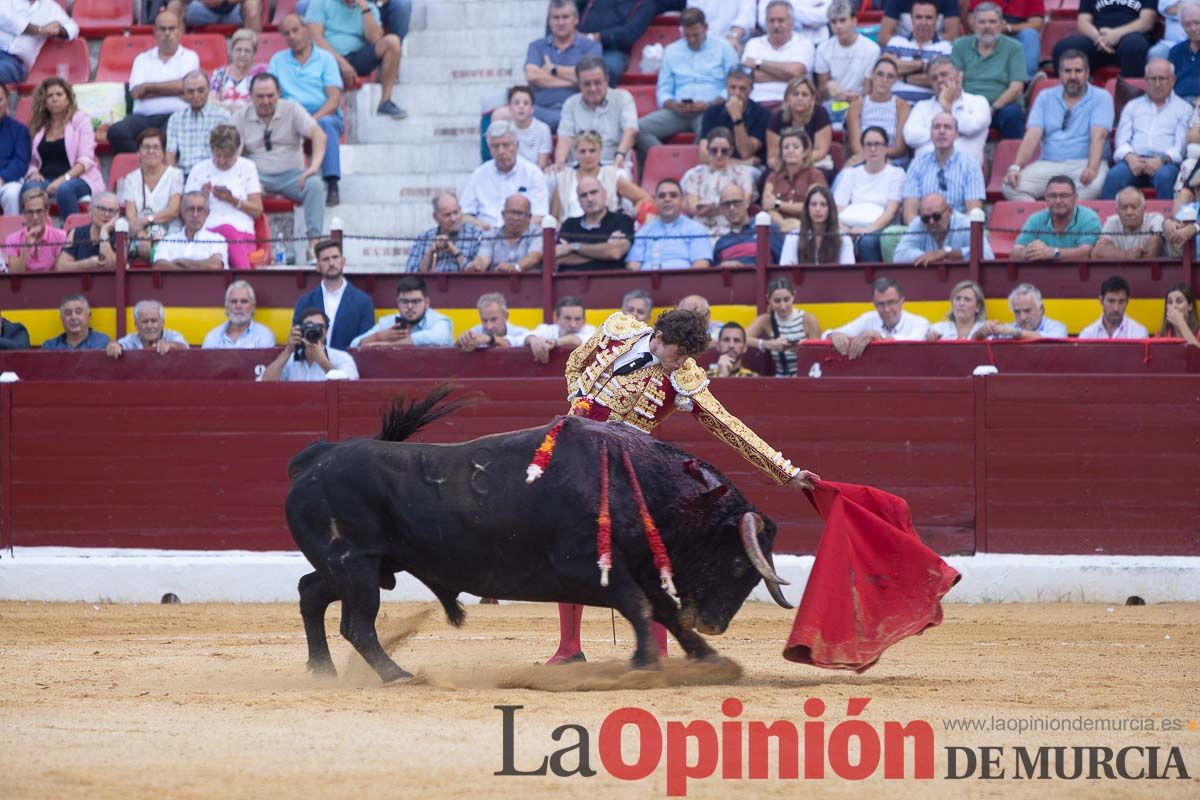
[333,0,546,271]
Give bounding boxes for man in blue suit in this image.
[292,239,375,351]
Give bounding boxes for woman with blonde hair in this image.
[762,128,827,232]
[22,78,103,219]
[745,276,821,377]
[210,28,267,112]
[928,280,987,340]
[780,185,855,265]
[766,77,832,175]
[1158,283,1200,348]
[184,125,263,269]
[549,130,648,220]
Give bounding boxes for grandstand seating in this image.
[639,144,700,192]
[63,212,90,234]
[0,215,24,241]
[256,32,288,65]
[106,153,139,193]
[96,34,226,83]
[72,0,135,38]
[20,38,90,92]
[1028,79,1061,112]
[624,26,683,84]
[987,199,1174,257]
[986,140,1036,201]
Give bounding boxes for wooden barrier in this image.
[1,364,1196,556]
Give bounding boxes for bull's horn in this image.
[739,512,789,587]
[764,550,793,609]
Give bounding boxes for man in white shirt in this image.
[883,0,951,102]
[455,292,531,351]
[974,282,1069,340]
[0,0,78,83]
[107,10,200,153]
[903,56,990,164]
[690,0,756,51]
[153,191,229,270]
[757,0,832,46]
[824,276,931,358]
[815,1,881,114]
[1077,276,1150,339]
[202,280,276,349]
[743,0,816,104]
[524,295,596,363]
[461,121,548,230]
[261,307,360,381]
[1100,58,1191,200]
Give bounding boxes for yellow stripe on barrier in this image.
[5,299,1168,347]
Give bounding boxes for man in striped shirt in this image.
[900,111,985,223]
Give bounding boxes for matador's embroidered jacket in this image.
[565,312,800,484]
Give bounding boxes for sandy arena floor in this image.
[0,600,1197,799]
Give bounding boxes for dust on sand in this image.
[0,601,1197,799]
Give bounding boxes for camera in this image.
[295,320,324,361]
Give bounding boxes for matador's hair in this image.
[654,310,710,356]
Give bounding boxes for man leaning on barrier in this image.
[262,306,360,381]
[823,277,932,359]
[974,282,1069,340]
[350,276,453,349]
[106,300,188,358]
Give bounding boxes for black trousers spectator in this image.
[107,113,172,153]
[1052,33,1151,78]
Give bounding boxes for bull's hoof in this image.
[544,651,586,665]
[306,659,337,678]
[630,658,663,672]
[381,667,414,684]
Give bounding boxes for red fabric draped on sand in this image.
[783,481,961,673]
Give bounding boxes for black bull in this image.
[285,392,793,683]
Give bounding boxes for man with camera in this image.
[350,276,453,348]
[261,306,359,381]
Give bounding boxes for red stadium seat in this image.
[72,0,134,37]
[0,215,25,241]
[627,84,658,117]
[13,96,31,126]
[182,34,229,75]
[106,153,140,193]
[1104,77,1147,121]
[272,0,299,27]
[1027,78,1060,112]
[256,32,288,65]
[667,132,696,144]
[625,26,683,84]
[986,200,1042,258]
[1040,20,1074,73]
[639,144,699,193]
[986,140,1039,201]
[20,38,90,92]
[63,212,91,234]
[96,35,155,82]
[1045,0,1080,20]
[262,196,297,213]
[858,0,883,23]
[829,141,845,175]
[248,213,272,267]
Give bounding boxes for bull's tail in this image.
[377,386,473,443]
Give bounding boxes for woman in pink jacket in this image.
[22,78,104,219]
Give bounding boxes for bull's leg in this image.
[298,570,340,677]
[610,589,660,669]
[650,597,717,661]
[330,556,412,684]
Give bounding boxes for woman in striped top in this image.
[844,58,911,167]
[745,277,822,377]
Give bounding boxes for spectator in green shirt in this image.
[1011,174,1101,260]
[952,3,1027,139]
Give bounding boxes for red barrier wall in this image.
[2,369,1197,556]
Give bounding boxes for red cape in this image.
[783,481,961,673]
